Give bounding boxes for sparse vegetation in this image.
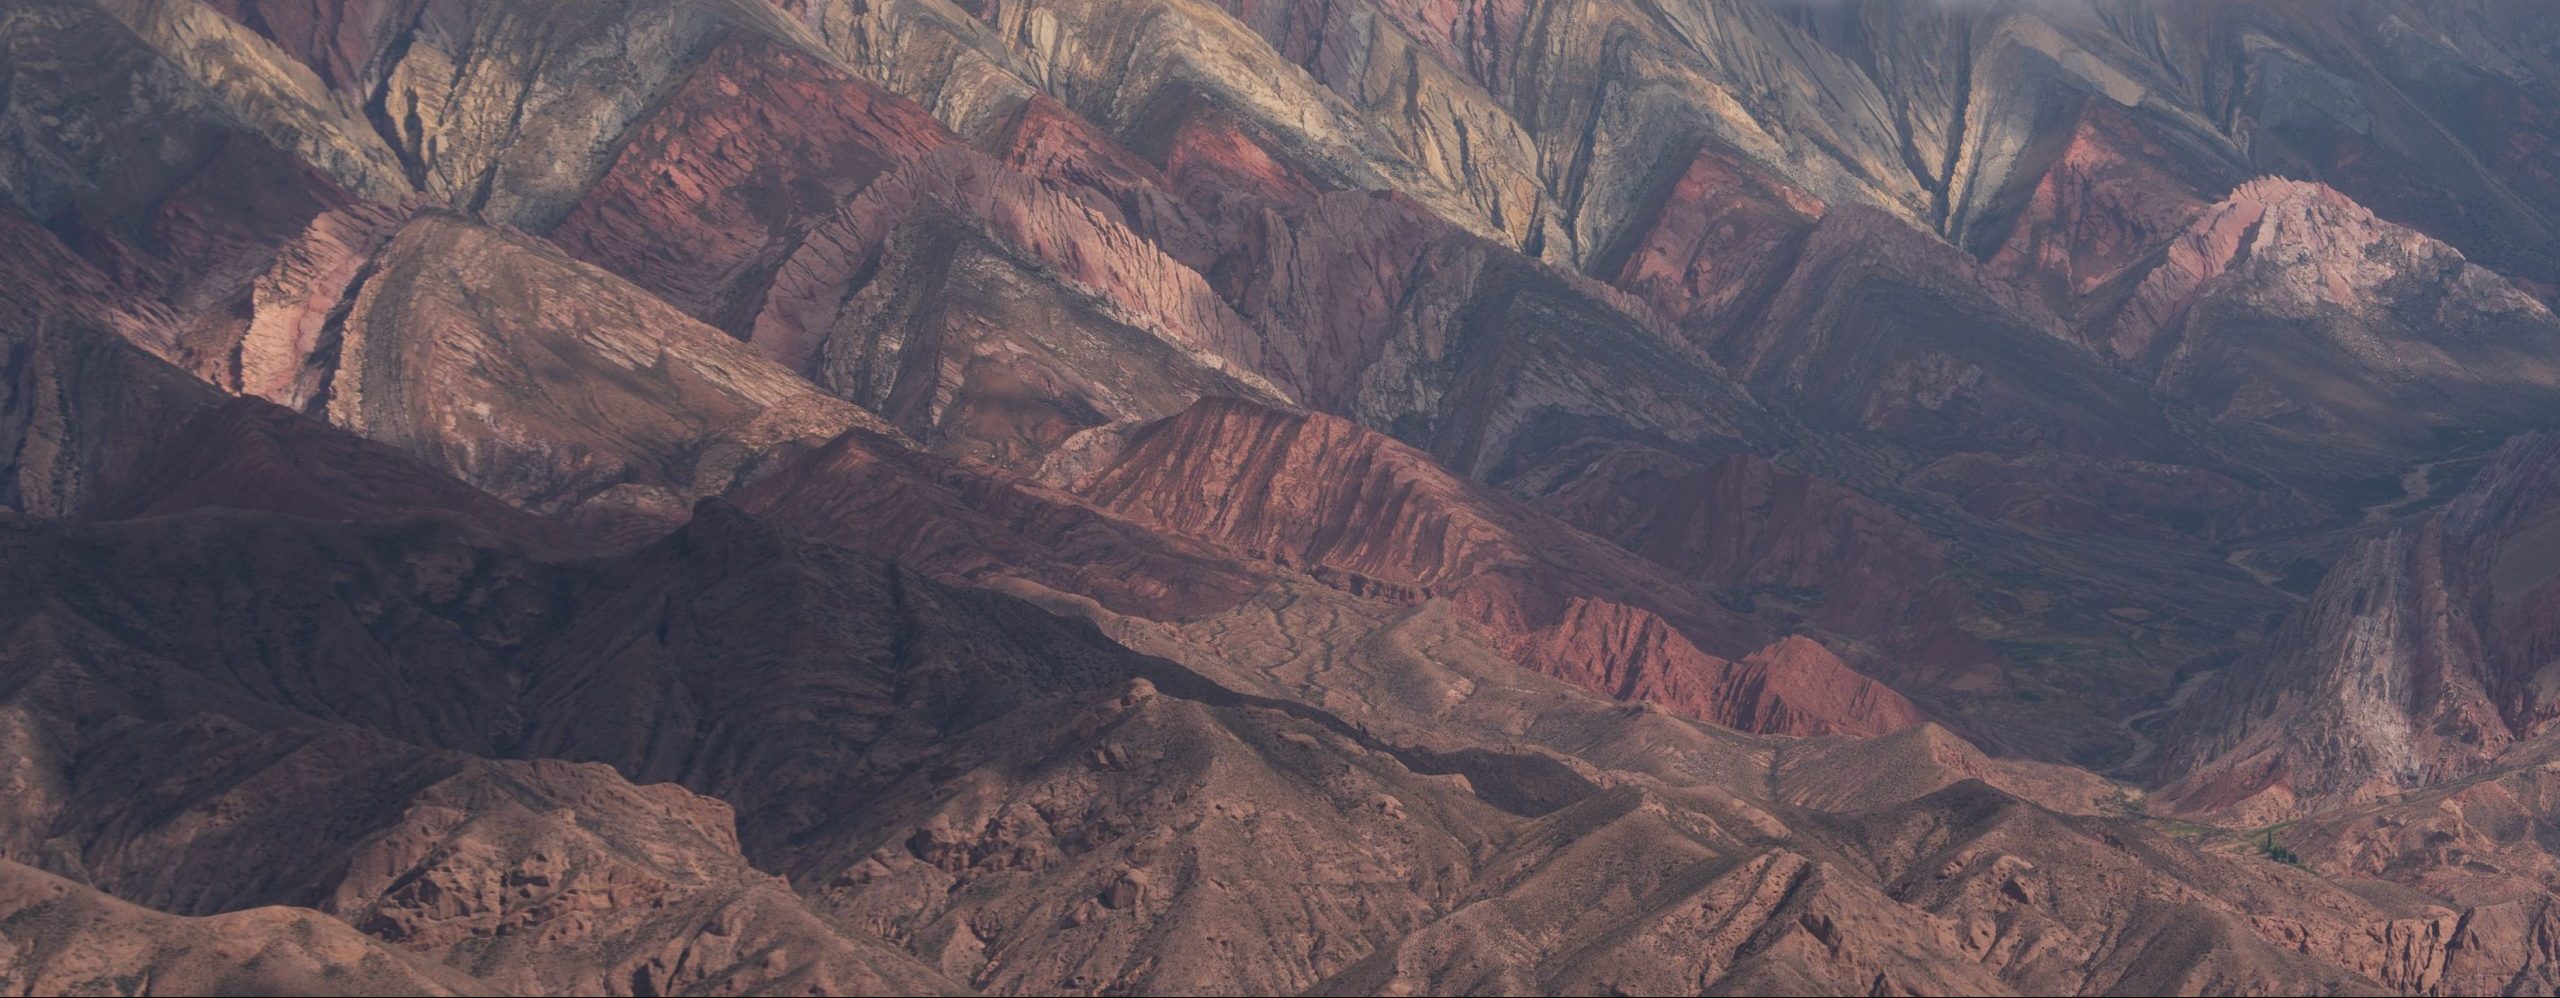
[2260,829,2303,866]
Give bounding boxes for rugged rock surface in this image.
[1066,397,1945,733]
[1606,140,1826,350]
[2163,434,2560,823]
[1509,601,1922,738]
[17,494,2547,995]
[1717,205,2172,459]
[1075,399,1734,632]
[1532,442,2002,685]
[1205,188,1771,481]
[277,210,872,524]
[547,32,953,336]
[744,146,1292,468]
[0,861,490,996]
[2095,178,2560,476]
[729,425,1271,620]
[15,0,2560,993]
[0,298,233,519]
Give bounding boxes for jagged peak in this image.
[2193,175,2506,281]
[2107,170,2556,362]
[1518,597,1922,738]
[2220,175,2358,212]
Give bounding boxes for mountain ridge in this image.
[9,0,2560,993]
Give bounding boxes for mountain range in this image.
[6,0,2560,993]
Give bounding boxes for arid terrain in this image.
[5,0,2560,993]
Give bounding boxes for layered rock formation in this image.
[547,32,954,335]
[2096,178,2560,476]
[1509,603,1922,738]
[12,0,2560,993]
[2163,435,2560,824]
[1075,398,1756,643]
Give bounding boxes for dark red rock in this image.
[1982,101,2218,310]
[1065,397,1942,736]
[1214,189,1460,410]
[1204,186,1768,482]
[1157,101,1322,211]
[549,33,953,335]
[996,95,1224,271]
[1607,140,1824,350]
[22,2,2560,992]
[1533,443,2004,691]
[1509,598,1923,737]
[95,397,575,548]
[1076,396,1762,646]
